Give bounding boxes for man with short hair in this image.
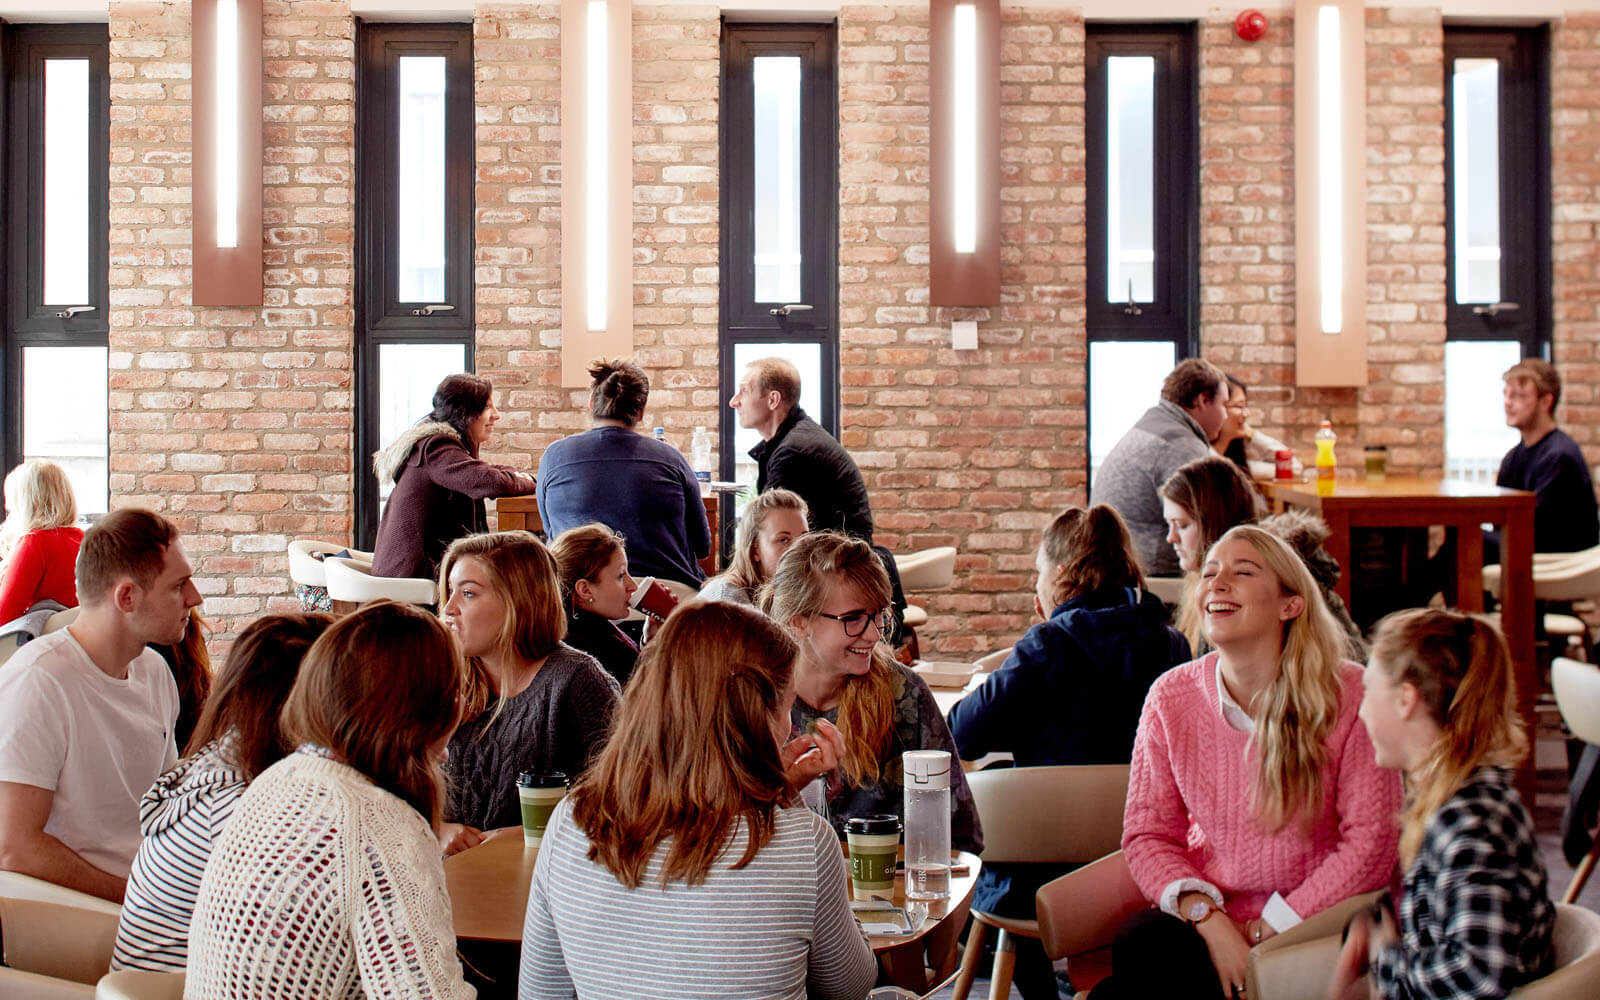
[0,508,201,901]
[1090,358,1231,577]
[1492,358,1598,558]
[731,357,875,543]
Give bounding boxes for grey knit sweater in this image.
[444,643,620,831]
[1089,400,1213,577]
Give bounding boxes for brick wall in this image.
[1551,14,1600,464]
[1198,7,1445,476]
[108,0,355,646]
[839,5,1085,655]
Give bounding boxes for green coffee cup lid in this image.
[518,771,568,788]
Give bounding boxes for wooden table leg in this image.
[1499,504,1538,808]
[878,939,928,992]
[1320,508,1353,608]
[1454,524,1484,613]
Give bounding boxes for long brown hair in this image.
[551,523,627,615]
[716,489,808,594]
[163,608,214,752]
[763,531,895,787]
[1162,456,1262,648]
[570,601,796,888]
[438,531,567,720]
[1039,505,1144,608]
[279,601,467,828]
[1205,525,1346,832]
[1369,608,1526,866]
[184,612,335,780]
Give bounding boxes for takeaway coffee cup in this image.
[517,771,568,847]
[628,576,679,620]
[845,814,902,901]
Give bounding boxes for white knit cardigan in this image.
[185,748,475,1000]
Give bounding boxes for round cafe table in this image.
[443,833,981,992]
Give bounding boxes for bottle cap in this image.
[903,750,951,789]
[517,771,569,789]
[845,814,902,836]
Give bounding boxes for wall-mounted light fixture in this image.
[193,0,262,305]
[1294,0,1366,385]
[930,0,999,308]
[561,0,632,386]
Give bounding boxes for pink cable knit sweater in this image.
[1123,653,1401,922]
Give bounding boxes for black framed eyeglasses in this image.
[815,607,894,638]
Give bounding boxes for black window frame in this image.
[1084,22,1198,475]
[717,20,841,483]
[353,21,475,547]
[1,22,111,495]
[1442,25,1551,357]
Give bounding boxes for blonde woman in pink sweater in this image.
[1094,526,1401,1000]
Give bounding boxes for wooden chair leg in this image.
[951,920,989,1000]
[988,928,1016,1000]
[1564,834,1600,903]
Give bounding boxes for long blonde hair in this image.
[715,489,808,594]
[763,531,895,787]
[1368,608,1525,866]
[0,460,78,561]
[570,601,795,888]
[1207,525,1346,831]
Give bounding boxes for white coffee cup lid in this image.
[627,576,656,608]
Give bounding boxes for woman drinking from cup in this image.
[1095,526,1400,999]
[519,600,875,1000]
[765,530,983,854]
[698,488,809,606]
[186,601,475,999]
[436,531,620,855]
[1330,610,1554,999]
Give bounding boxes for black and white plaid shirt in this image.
[1373,766,1555,999]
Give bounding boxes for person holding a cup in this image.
[436,531,621,856]
[519,600,875,1000]
[765,531,984,855]
[551,523,647,687]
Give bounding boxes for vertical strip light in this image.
[1316,5,1341,334]
[561,0,632,385]
[585,0,607,332]
[193,0,262,306]
[929,0,999,307]
[952,3,977,254]
[216,0,239,249]
[1293,0,1366,386]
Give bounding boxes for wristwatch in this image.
[1186,899,1223,925]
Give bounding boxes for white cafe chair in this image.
[323,556,436,607]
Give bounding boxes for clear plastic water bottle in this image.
[691,426,713,485]
[653,427,667,444]
[902,750,951,899]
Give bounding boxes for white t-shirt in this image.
[0,629,179,877]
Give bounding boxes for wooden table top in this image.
[1260,475,1534,505]
[443,829,981,957]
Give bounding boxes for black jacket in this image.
[749,406,874,543]
[562,609,640,689]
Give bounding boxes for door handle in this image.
[411,304,456,317]
[55,305,95,319]
[1471,301,1520,318]
[768,304,813,317]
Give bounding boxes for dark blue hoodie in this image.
[947,586,1190,767]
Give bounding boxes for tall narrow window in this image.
[720,23,839,490]
[354,23,474,545]
[1442,27,1549,482]
[1085,24,1197,480]
[3,25,111,515]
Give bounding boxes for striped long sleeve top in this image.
[519,799,876,1000]
[111,740,245,972]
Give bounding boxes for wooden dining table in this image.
[493,490,726,579]
[443,832,982,993]
[1261,475,1537,803]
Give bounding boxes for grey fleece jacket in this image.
[1089,400,1212,577]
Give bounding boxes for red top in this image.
[0,526,84,624]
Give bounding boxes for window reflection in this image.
[1444,341,1520,483]
[1089,341,1173,482]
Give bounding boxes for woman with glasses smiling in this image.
[1212,374,1301,481]
[764,531,983,853]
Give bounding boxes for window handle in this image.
[411,304,455,316]
[1471,301,1520,317]
[55,305,94,319]
[1123,280,1143,317]
[769,304,813,317]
